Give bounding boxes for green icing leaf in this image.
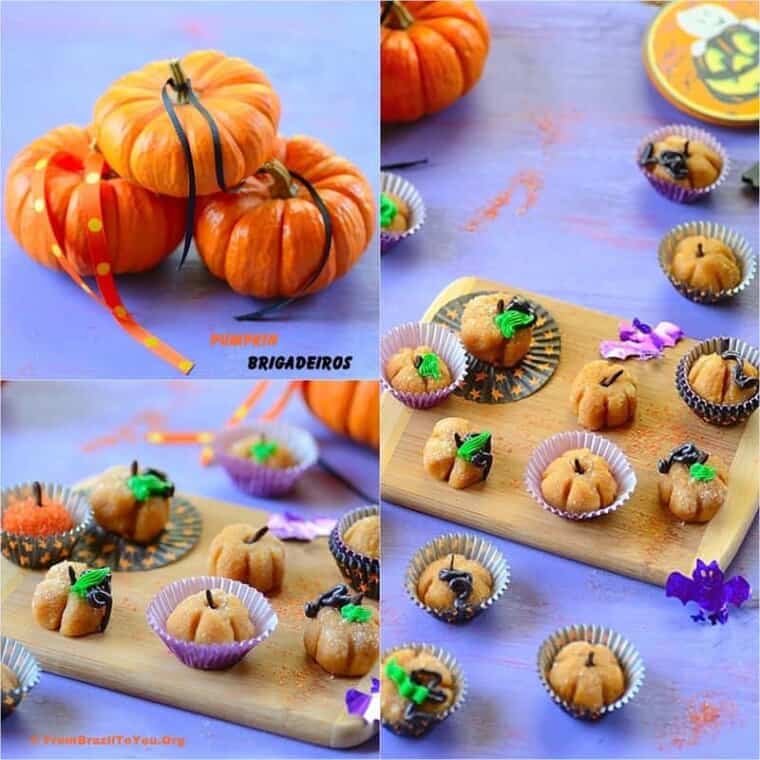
[385,658,429,704]
[250,440,278,464]
[380,193,398,229]
[127,473,173,502]
[341,604,372,624]
[690,462,716,482]
[417,352,441,381]
[457,432,491,462]
[70,568,111,598]
[493,309,535,339]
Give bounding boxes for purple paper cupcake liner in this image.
[214,422,318,498]
[676,336,759,426]
[537,624,645,721]
[1,482,93,569]
[329,505,380,600]
[525,431,637,521]
[636,123,729,204]
[659,221,756,304]
[381,322,468,410]
[2,636,41,719]
[146,575,278,670]
[381,172,426,253]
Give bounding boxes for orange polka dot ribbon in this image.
[31,150,195,375]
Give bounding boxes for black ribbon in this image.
[380,1,393,24]
[380,159,428,171]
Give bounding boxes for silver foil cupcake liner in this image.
[380,172,426,253]
[329,505,380,600]
[676,336,759,426]
[659,221,756,304]
[146,575,278,670]
[537,624,645,721]
[381,642,467,738]
[2,636,41,719]
[214,422,318,498]
[381,321,468,410]
[1,482,93,569]
[525,431,637,521]
[636,123,729,204]
[405,532,510,624]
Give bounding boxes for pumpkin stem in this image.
[168,59,191,104]
[384,1,414,29]
[585,651,595,667]
[260,159,298,199]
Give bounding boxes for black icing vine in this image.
[721,350,759,391]
[453,432,493,480]
[67,565,113,632]
[639,141,689,180]
[496,295,534,317]
[403,668,448,726]
[658,442,709,474]
[438,554,474,612]
[304,584,363,618]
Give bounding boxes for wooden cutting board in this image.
[1,486,378,749]
[381,276,758,586]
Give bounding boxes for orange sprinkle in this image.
[2,495,74,536]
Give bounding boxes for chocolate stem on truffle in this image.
[32,481,43,507]
[585,651,595,667]
[244,526,269,544]
[131,460,139,477]
[573,458,585,475]
[721,350,759,391]
[68,565,77,585]
[600,369,624,387]
[205,589,216,609]
[696,243,705,258]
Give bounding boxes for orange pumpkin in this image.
[302,381,379,450]
[4,125,186,275]
[194,135,375,298]
[381,1,490,123]
[93,50,281,197]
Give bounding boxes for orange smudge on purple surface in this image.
[564,215,656,251]
[80,410,169,453]
[464,170,544,232]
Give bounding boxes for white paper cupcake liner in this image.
[213,422,318,498]
[658,221,756,304]
[636,124,729,204]
[329,505,380,599]
[525,431,637,521]
[537,624,645,721]
[381,642,467,738]
[381,322,468,409]
[1,482,93,569]
[380,172,426,253]
[146,575,278,670]
[2,636,41,719]
[405,532,510,624]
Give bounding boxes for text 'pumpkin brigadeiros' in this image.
[92,50,281,197]
[381,1,490,123]
[4,125,186,275]
[194,135,375,299]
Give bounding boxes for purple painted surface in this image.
[0,1,379,380]
[0,381,379,758]
[381,2,758,758]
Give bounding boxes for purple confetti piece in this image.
[600,339,662,360]
[345,678,380,723]
[267,512,336,541]
[601,318,684,361]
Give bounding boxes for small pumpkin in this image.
[93,50,281,197]
[302,380,379,450]
[4,125,186,275]
[194,135,375,298]
[670,235,742,294]
[381,1,490,123]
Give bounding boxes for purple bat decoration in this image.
[345,678,380,723]
[601,318,684,361]
[666,559,751,625]
[267,512,336,541]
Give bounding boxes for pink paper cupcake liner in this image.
[213,422,318,498]
[636,124,729,204]
[524,431,637,521]
[381,322,468,410]
[146,575,278,670]
[381,172,426,253]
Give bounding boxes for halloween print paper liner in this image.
[381,642,467,738]
[381,321,468,409]
[405,533,510,624]
[525,431,637,521]
[537,624,645,721]
[432,292,561,404]
[676,336,759,426]
[1,482,93,570]
[636,124,729,204]
[380,172,426,254]
[70,494,201,572]
[213,422,318,498]
[1,637,41,719]
[329,505,380,600]
[659,220,756,304]
[146,576,278,671]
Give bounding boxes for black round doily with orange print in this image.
[432,291,561,404]
[71,495,201,572]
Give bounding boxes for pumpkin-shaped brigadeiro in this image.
[418,553,492,614]
[166,588,255,644]
[570,360,637,431]
[461,294,535,367]
[208,524,285,593]
[670,235,742,294]
[423,418,492,489]
[90,462,173,544]
[4,125,186,275]
[639,136,723,189]
[343,515,380,560]
[303,584,379,677]
[658,443,728,523]
[386,346,453,394]
[541,449,618,514]
[93,51,280,197]
[32,561,113,637]
[302,381,379,450]
[229,434,297,469]
[549,641,625,713]
[194,135,375,299]
[688,350,759,405]
[381,192,410,234]
[381,1,490,123]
